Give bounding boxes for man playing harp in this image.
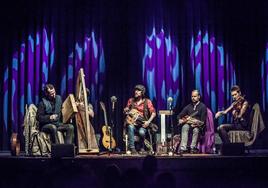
[75,68,99,153]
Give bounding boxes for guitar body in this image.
[101,126,116,149]
[10,133,20,156]
[100,101,117,150]
[125,109,142,125]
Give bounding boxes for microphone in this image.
[167,97,173,110]
[111,96,117,111]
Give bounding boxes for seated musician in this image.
[177,90,207,154]
[36,84,74,144]
[124,84,156,154]
[215,85,249,144]
[76,88,94,118]
[76,88,99,148]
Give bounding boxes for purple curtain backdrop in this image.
[262,43,268,111]
[2,28,105,150]
[142,29,236,113]
[1,0,268,150]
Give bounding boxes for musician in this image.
[76,88,94,118]
[37,84,74,144]
[124,84,156,154]
[76,88,99,150]
[215,85,249,144]
[177,90,207,154]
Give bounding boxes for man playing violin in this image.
[215,85,249,144]
[124,84,156,154]
[177,90,207,154]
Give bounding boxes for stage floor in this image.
[1,150,268,187]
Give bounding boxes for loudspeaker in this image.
[51,144,75,158]
[220,143,245,156]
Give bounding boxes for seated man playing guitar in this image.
[124,84,156,154]
[177,90,207,154]
[215,85,249,144]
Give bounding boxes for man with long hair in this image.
[124,84,156,154]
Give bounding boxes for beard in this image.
[47,95,56,101]
[134,95,142,100]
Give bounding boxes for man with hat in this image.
[124,84,156,154]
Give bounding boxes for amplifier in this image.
[51,144,75,158]
[220,143,245,156]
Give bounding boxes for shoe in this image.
[130,148,138,155]
[179,149,188,154]
[139,148,147,155]
[179,146,189,154]
[190,147,199,154]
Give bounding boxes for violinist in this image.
[177,90,207,154]
[215,85,249,144]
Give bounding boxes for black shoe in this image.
[190,147,199,154]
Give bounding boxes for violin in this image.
[231,95,248,127]
[232,95,246,118]
[215,95,247,120]
[232,95,245,111]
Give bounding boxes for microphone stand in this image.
[168,103,174,156]
[110,103,115,154]
[110,96,118,154]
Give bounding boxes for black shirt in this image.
[178,102,207,123]
[36,98,62,127]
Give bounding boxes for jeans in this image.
[41,123,74,144]
[179,124,200,150]
[217,123,244,144]
[128,124,146,150]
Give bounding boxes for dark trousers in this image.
[217,123,245,144]
[41,123,74,144]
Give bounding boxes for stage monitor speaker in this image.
[51,144,75,158]
[220,143,245,156]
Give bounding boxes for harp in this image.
[62,94,78,123]
[75,68,99,154]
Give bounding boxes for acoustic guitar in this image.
[10,133,20,156]
[100,101,116,149]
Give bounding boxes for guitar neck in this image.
[100,102,109,126]
[103,110,108,126]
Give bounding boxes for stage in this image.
[1,150,268,188]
